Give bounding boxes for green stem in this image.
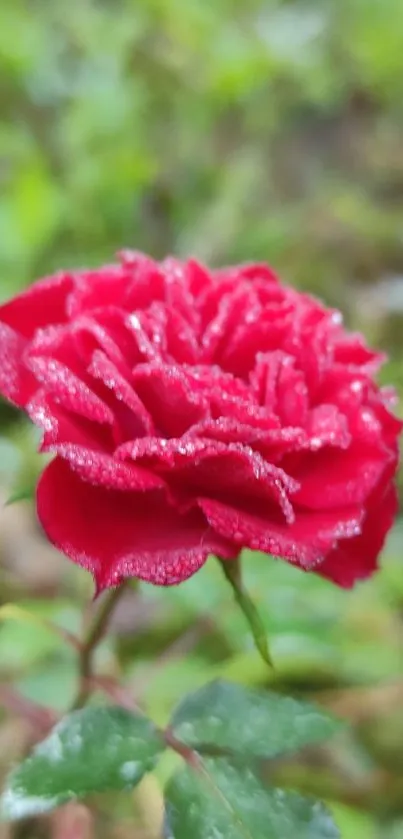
[220,558,273,667]
[71,584,127,710]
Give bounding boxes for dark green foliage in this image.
[165,759,340,839]
[170,679,341,759]
[0,707,165,820]
[1,682,340,837]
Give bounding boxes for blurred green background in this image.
[1,0,403,837]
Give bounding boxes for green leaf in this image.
[329,804,374,839]
[5,487,33,506]
[0,706,165,822]
[170,680,341,760]
[164,759,340,839]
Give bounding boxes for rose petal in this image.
[334,333,386,371]
[199,497,364,569]
[26,355,114,425]
[0,323,36,407]
[73,306,141,369]
[290,442,392,510]
[213,262,280,286]
[184,416,280,446]
[370,397,403,451]
[50,444,164,491]
[66,265,133,318]
[146,302,200,364]
[160,258,202,327]
[27,391,114,452]
[132,363,209,437]
[89,350,155,439]
[305,405,351,450]
[221,310,293,378]
[125,310,163,362]
[201,287,252,363]
[317,484,398,587]
[71,313,131,374]
[117,437,298,522]
[251,351,308,424]
[283,304,336,392]
[37,458,235,588]
[185,258,213,298]
[121,253,167,310]
[0,273,73,337]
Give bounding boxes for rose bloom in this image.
[0,252,400,591]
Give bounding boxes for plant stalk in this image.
[71,584,127,710]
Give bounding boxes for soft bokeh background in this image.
[1,1,403,837]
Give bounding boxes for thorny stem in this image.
[71,584,128,711]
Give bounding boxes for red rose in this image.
[0,252,400,590]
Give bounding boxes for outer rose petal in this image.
[66,266,134,318]
[117,436,298,521]
[26,355,114,425]
[52,444,165,491]
[291,443,392,510]
[199,497,364,569]
[0,273,73,337]
[333,333,385,370]
[0,323,36,407]
[37,458,235,589]
[317,484,398,587]
[27,391,114,453]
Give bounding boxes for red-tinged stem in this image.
[0,684,56,734]
[86,674,145,714]
[164,728,203,771]
[71,584,127,711]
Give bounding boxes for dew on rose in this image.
[0,252,400,591]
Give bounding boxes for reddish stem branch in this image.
[164,728,203,770]
[71,585,127,711]
[0,684,56,734]
[86,675,144,713]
